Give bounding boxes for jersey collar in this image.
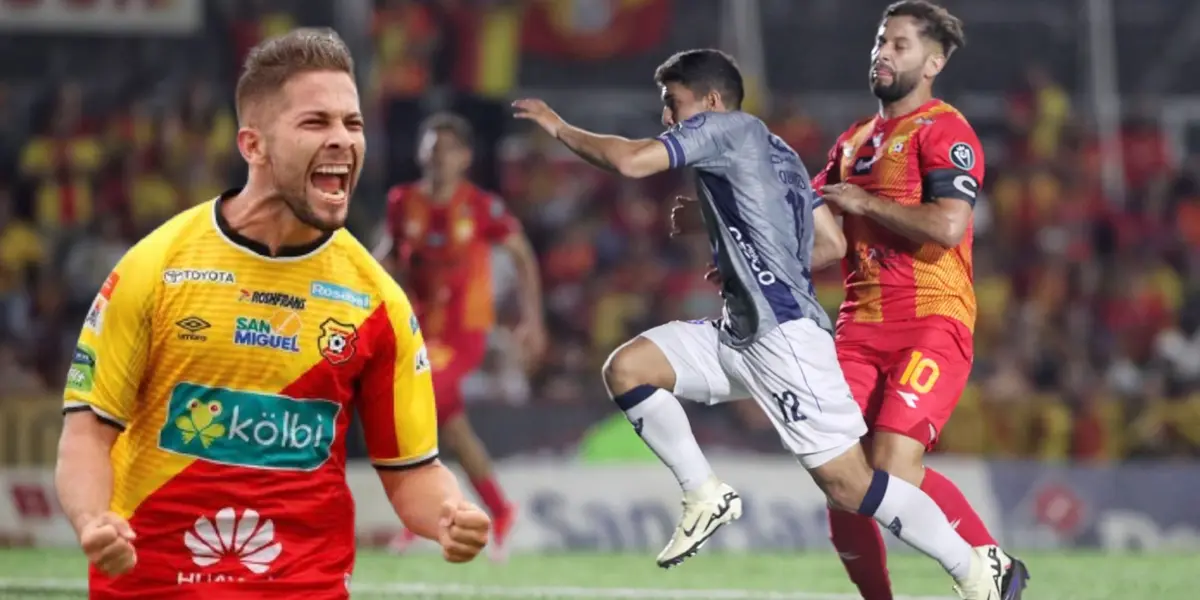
[213,189,334,259]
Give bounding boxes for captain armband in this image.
[922,169,979,206]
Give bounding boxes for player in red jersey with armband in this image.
[814,2,1029,599]
[376,112,546,560]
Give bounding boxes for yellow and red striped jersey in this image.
[63,191,436,598]
[814,99,984,334]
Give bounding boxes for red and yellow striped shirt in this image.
[814,99,984,334]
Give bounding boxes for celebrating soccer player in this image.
[515,49,1005,599]
[812,2,1029,599]
[55,29,489,598]
[376,112,546,559]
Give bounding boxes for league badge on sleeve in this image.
[414,345,431,374]
[949,142,976,171]
[317,318,359,366]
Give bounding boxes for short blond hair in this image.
[234,27,355,124]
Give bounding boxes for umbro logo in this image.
[632,418,644,436]
[176,316,211,342]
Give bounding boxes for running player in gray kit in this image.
[514,49,1005,599]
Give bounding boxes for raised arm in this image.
[512,99,739,179]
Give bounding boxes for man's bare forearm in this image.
[55,416,117,536]
[556,125,638,173]
[861,196,960,247]
[812,244,844,271]
[506,234,544,320]
[380,461,464,540]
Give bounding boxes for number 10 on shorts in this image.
[899,350,940,394]
[773,391,807,424]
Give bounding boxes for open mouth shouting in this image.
[311,163,352,203]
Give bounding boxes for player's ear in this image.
[704,89,722,112]
[925,51,947,79]
[237,126,268,167]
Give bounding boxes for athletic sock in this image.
[612,384,713,491]
[858,470,972,581]
[828,508,894,600]
[921,467,997,546]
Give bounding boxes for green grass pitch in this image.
[0,548,1192,599]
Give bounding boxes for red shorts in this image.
[836,317,973,449]
[426,332,487,426]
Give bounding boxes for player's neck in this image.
[222,185,327,256]
[878,89,934,121]
[421,178,463,203]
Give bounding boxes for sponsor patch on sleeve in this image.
[66,345,97,392]
[414,345,430,374]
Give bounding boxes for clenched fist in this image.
[80,512,137,576]
[438,500,490,563]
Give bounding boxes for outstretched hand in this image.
[512,99,566,139]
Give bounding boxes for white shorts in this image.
[640,318,868,469]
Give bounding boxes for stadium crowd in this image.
[1,0,1198,462]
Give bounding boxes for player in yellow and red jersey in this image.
[377,112,546,558]
[55,30,489,599]
[814,2,1028,599]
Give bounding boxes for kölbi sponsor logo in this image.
[164,269,236,285]
[159,382,340,471]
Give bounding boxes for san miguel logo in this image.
[317,318,359,365]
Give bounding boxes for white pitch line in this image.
[0,578,955,600]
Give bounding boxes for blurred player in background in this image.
[814,2,1029,598]
[515,48,1010,599]
[55,29,489,599]
[377,112,546,559]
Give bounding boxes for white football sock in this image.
[859,470,973,580]
[612,385,713,491]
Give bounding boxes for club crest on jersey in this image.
[949,142,975,171]
[682,113,707,129]
[317,318,359,365]
[233,310,302,353]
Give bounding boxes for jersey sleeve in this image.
[358,282,439,470]
[810,140,844,206]
[477,192,520,242]
[918,114,985,206]
[63,246,160,429]
[657,111,753,171]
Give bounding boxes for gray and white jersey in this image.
[659,110,829,349]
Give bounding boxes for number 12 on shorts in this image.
[773,390,807,424]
